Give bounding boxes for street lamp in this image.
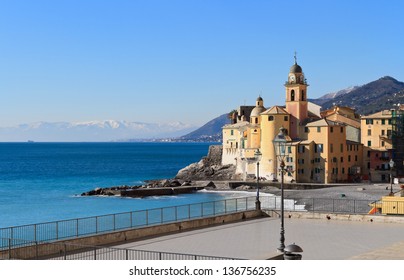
[273,127,290,253]
[254,149,262,210]
[389,159,395,196]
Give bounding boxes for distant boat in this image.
[27,140,34,143]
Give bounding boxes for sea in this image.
[0,142,252,228]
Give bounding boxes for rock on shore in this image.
[175,145,236,181]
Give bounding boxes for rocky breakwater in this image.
[81,179,204,198]
[175,145,236,181]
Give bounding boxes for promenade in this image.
[114,216,404,260]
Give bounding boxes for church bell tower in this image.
[285,54,308,139]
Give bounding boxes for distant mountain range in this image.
[177,113,230,142]
[0,120,196,142]
[311,76,404,115]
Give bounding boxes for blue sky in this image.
[1,0,403,127]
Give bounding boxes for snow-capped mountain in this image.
[0,120,197,142]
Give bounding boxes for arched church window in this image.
[291,90,295,101]
[269,116,274,121]
[302,90,305,101]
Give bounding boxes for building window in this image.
[366,119,374,125]
[355,155,358,161]
[291,90,295,101]
[284,116,288,121]
[367,129,371,136]
[302,90,305,101]
[268,116,274,121]
[382,130,385,136]
[381,141,385,147]
[330,127,334,133]
[317,127,321,133]
[304,127,309,133]
[340,157,343,163]
[388,119,392,125]
[288,146,292,153]
[330,144,333,153]
[382,119,385,125]
[340,144,343,153]
[367,141,371,147]
[230,130,234,136]
[348,155,351,162]
[342,168,345,174]
[341,127,343,133]
[255,118,258,124]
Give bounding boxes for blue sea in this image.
[0,142,246,228]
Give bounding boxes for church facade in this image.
[222,59,364,184]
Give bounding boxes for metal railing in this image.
[0,196,258,244]
[0,195,387,247]
[0,238,241,260]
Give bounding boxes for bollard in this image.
[283,243,303,260]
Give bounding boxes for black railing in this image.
[0,196,257,244]
[0,238,242,260]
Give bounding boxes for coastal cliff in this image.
[175,145,236,181]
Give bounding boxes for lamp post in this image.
[254,149,262,210]
[389,159,395,196]
[273,127,290,253]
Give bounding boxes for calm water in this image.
[0,142,245,228]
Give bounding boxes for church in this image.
[222,58,364,184]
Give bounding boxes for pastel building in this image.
[222,59,364,183]
[361,110,394,182]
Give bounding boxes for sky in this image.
[1,0,404,127]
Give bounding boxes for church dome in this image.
[290,63,302,73]
[251,105,266,117]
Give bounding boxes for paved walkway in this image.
[115,217,404,260]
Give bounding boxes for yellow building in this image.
[222,58,364,184]
[361,110,393,182]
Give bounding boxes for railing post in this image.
[8,238,11,260]
[188,204,190,219]
[35,241,39,260]
[94,247,97,260]
[146,210,149,225]
[126,249,129,260]
[175,206,178,221]
[130,212,133,228]
[113,214,116,231]
[76,219,79,237]
[95,216,98,234]
[34,224,37,242]
[225,200,227,213]
[56,222,59,240]
[64,243,67,260]
[161,208,163,224]
[201,202,204,217]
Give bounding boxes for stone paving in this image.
[115,216,404,260]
